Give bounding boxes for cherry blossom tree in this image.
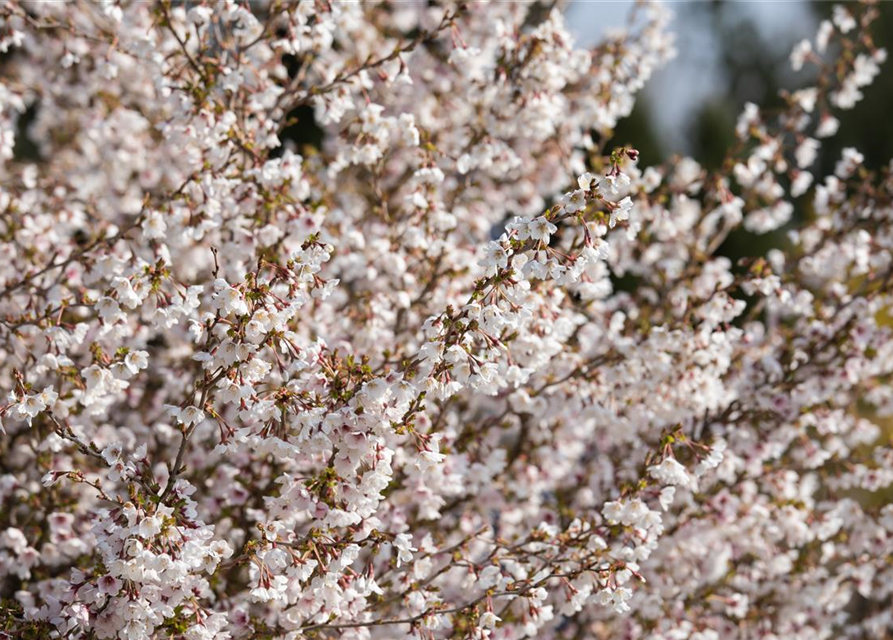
[1,1,893,639]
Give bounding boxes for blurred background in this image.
[567,0,893,265]
[568,0,893,174]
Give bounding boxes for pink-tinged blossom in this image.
[0,3,890,640]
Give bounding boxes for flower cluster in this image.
[1,2,893,639]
